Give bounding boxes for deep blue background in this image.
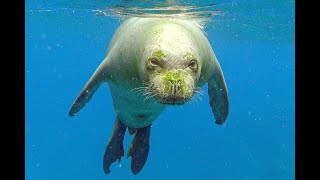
[26,0,294,179]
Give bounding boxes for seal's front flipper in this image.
[208,61,229,125]
[103,118,127,174]
[127,125,151,175]
[69,57,111,116]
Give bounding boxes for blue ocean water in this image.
[25,0,295,179]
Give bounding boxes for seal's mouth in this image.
[160,101,185,105]
[159,96,190,105]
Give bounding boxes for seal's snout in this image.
[167,79,183,97]
[164,81,186,105]
[157,70,194,105]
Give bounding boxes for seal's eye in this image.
[188,60,198,70]
[150,58,160,67]
[148,58,161,69]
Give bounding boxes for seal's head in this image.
[135,22,207,105]
[140,49,201,105]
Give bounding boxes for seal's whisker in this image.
[191,93,201,106]
[191,96,198,104]
[198,89,205,94]
[194,86,204,92]
[144,93,158,103]
[195,90,204,96]
[195,93,202,101]
[149,93,158,99]
[142,91,154,97]
[143,95,151,102]
[149,97,156,104]
[153,96,160,105]
[131,86,149,95]
[133,89,147,94]
[150,93,160,105]
[143,90,155,100]
[131,86,148,91]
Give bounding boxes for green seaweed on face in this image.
[162,71,188,95]
[163,71,183,82]
[152,50,165,59]
[184,53,195,60]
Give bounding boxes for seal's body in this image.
[69,17,229,175]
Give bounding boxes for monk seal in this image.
[69,17,229,175]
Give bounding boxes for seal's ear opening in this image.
[208,62,229,125]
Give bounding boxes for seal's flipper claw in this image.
[103,118,127,174]
[127,125,151,175]
[208,61,229,125]
[69,56,111,116]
